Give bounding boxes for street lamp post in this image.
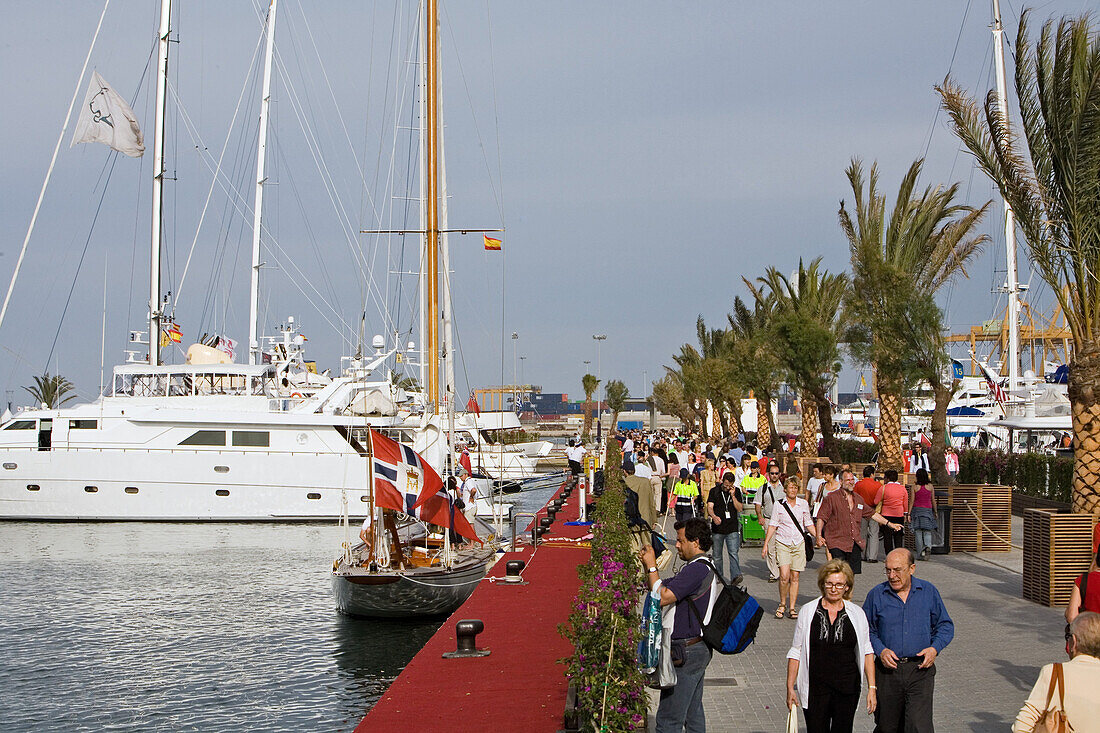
[511,332,518,411]
[593,334,606,444]
[519,355,527,389]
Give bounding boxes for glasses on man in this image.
[823,582,848,589]
[884,566,909,576]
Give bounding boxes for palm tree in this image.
[938,12,1100,514]
[749,258,848,459]
[605,380,629,432]
[581,373,600,441]
[652,371,701,433]
[728,295,783,451]
[840,158,988,477]
[389,372,420,392]
[669,345,710,436]
[24,373,75,409]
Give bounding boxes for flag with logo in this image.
[214,335,237,360]
[369,429,479,542]
[71,71,145,158]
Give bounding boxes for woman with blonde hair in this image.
[786,559,877,732]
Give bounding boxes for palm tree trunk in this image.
[1069,345,1100,515]
[799,389,819,457]
[929,379,955,485]
[815,386,839,460]
[582,401,593,441]
[877,386,904,473]
[726,400,744,436]
[756,396,771,448]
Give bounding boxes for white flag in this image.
[71,71,144,158]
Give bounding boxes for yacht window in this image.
[113,374,134,396]
[27,484,39,491]
[215,489,230,496]
[232,431,270,447]
[69,420,97,430]
[84,486,98,493]
[307,492,321,500]
[180,430,226,446]
[125,487,139,494]
[5,420,36,430]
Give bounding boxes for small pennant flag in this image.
[483,235,502,251]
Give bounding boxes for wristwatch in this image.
[648,566,658,574]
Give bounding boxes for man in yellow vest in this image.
[671,467,700,523]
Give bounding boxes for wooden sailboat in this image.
[330,0,500,618]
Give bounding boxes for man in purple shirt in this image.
[863,548,954,733]
[641,517,714,733]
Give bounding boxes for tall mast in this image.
[249,0,279,365]
[417,0,428,395]
[149,0,172,366]
[425,0,440,411]
[992,0,1021,392]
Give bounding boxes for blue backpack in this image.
[686,559,763,654]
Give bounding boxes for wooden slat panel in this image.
[1022,509,1094,607]
[947,484,1012,552]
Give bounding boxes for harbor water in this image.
[0,478,562,732]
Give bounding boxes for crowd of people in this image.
[601,428,1099,732]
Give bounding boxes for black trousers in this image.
[873,659,935,733]
[805,686,860,733]
[881,516,905,554]
[828,544,863,574]
[568,460,582,476]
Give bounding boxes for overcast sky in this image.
[1,1,1097,408]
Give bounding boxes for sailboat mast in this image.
[992,0,1021,392]
[149,0,172,366]
[249,0,279,365]
[418,1,428,396]
[425,0,440,411]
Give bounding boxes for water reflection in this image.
[0,479,560,732]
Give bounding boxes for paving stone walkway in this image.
[648,517,1066,732]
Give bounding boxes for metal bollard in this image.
[503,559,526,584]
[442,619,491,658]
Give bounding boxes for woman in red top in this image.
[1065,546,1100,623]
[876,469,908,554]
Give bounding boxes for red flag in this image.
[465,394,481,415]
[460,449,473,476]
[369,429,479,542]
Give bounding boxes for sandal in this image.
[788,609,798,619]
[775,606,786,619]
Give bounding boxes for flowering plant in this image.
[560,437,648,732]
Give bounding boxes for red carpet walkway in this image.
[357,481,591,733]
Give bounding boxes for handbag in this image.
[780,499,815,563]
[647,587,677,690]
[638,588,662,672]
[1033,662,1071,732]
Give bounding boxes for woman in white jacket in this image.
[786,559,877,732]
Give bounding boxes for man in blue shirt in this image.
[641,517,713,733]
[863,548,954,733]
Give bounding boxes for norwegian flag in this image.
[976,360,1009,405]
[369,429,480,543]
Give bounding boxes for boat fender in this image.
[290,392,303,398]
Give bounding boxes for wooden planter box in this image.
[1023,509,1096,607]
[944,484,1012,552]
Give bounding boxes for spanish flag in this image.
[483,235,502,251]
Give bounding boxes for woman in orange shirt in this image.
[876,468,909,554]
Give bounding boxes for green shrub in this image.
[560,437,647,731]
[832,437,878,464]
[955,448,1071,502]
